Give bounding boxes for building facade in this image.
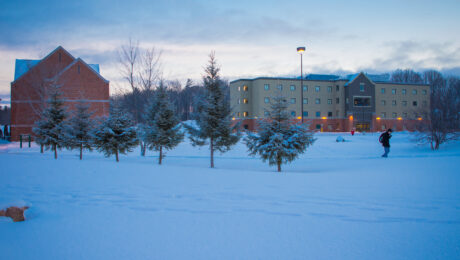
[230,73,430,132]
[10,46,110,141]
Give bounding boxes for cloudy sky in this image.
[1,0,459,99]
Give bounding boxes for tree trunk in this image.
[54,144,57,159]
[435,140,440,150]
[140,142,146,156]
[116,150,119,162]
[210,137,214,168]
[80,143,83,160]
[40,144,44,153]
[159,146,162,165]
[277,161,281,172]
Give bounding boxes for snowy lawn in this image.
[1,132,459,259]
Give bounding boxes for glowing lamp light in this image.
[349,115,353,120]
[321,116,327,119]
[376,117,381,120]
[397,117,402,121]
[232,117,235,121]
[297,47,306,53]
[417,117,423,121]
[297,116,301,120]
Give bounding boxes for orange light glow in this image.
[397,117,402,120]
[297,116,301,120]
[349,116,353,120]
[417,117,423,121]
[232,117,235,121]
[321,117,327,120]
[376,117,381,120]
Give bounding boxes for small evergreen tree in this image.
[64,102,95,160]
[32,85,67,159]
[184,52,240,168]
[142,82,184,164]
[93,105,138,162]
[244,93,316,172]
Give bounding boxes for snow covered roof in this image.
[14,59,40,80]
[305,74,341,81]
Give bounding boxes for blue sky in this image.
[1,0,460,98]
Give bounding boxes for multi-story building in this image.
[230,72,430,132]
[10,46,110,141]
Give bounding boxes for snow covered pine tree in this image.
[32,85,67,159]
[184,52,240,168]
[64,102,95,160]
[93,105,138,162]
[245,93,315,172]
[142,82,184,164]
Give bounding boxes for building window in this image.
[402,89,406,95]
[264,97,270,103]
[360,83,365,92]
[402,101,407,106]
[243,98,248,104]
[327,99,332,104]
[303,85,308,91]
[381,112,386,118]
[381,88,385,94]
[243,85,248,91]
[392,100,396,106]
[336,85,339,91]
[353,96,371,107]
[303,98,308,104]
[316,124,321,129]
[291,111,296,117]
[422,100,427,106]
[336,98,339,104]
[315,98,321,104]
[264,84,269,91]
[290,98,296,104]
[328,111,332,117]
[316,111,321,117]
[413,101,418,106]
[264,111,269,117]
[336,110,339,116]
[414,112,418,118]
[303,111,308,117]
[392,112,397,118]
[412,89,417,95]
[381,100,386,106]
[244,124,249,130]
[277,84,283,90]
[237,112,240,117]
[243,111,248,117]
[290,85,296,91]
[392,89,396,94]
[346,98,349,104]
[238,86,241,91]
[238,99,241,104]
[403,112,408,118]
[327,86,332,92]
[422,89,427,95]
[381,125,386,131]
[315,86,320,92]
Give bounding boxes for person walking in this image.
[379,128,392,157]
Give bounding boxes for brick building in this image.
[10,46,109,141]
[230,73,430,132]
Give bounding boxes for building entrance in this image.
[355,122,370,132]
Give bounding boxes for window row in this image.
[235,111,249,117]
[264,111,339,118]
[379,112,424,119]
[381,88,427,95]
[380,100,427,107]
[263,97,340,104]
[237,85,249,91]
[263,84,339,92]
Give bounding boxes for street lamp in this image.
[297,46,306,123]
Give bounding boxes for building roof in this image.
[305,74,341,81]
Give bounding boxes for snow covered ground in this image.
[1,132,459,259]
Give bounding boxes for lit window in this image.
[381,100,386,106]
[327,99,332,104]
[336,98,339,104]
[243,98,248,104]
[264,84,269,91]
[303,85,308,91]
[328,111,332,117]
[381,88,385,94]
[243,85,248,91]
[303,98,308,104]
[402,89,406,95]
[327,86,332,92]
[422,89,427,95]
[413,101,417,106]
[303,111,308,117]
[315,86,320,92]
[264,97,270,103]
[243,111,248,117]
[392,112,397,118]
[381,112,386,118]
[412,89,417,95]
[315,98,320,104]
[392,89,396,94]
[277,84,283,90]
[360,83,365,92]
[290,85,296,91]
[402,101,407,106]
[316,111,321,117]
[290,98,296,104]
[392,100,396,106]
[353,96,371,107]
[238,86,241,91]
[291,111,296,117]
[237,112,240,117]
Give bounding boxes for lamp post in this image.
[297,46,306,123]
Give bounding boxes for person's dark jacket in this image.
[379,132,391,147]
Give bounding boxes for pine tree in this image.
[64,102,95,160]
[244,93,316,172]
[184,52,240,168]
[93,105,138,162]
[142,82,184,164]
[32,85,67,159]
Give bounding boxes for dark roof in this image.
[305,74,340,80]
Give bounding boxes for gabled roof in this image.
[344,72,376,86]
[51,58,109,83]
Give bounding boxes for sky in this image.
[1,0,460,101]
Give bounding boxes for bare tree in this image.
[391,69,423,84]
